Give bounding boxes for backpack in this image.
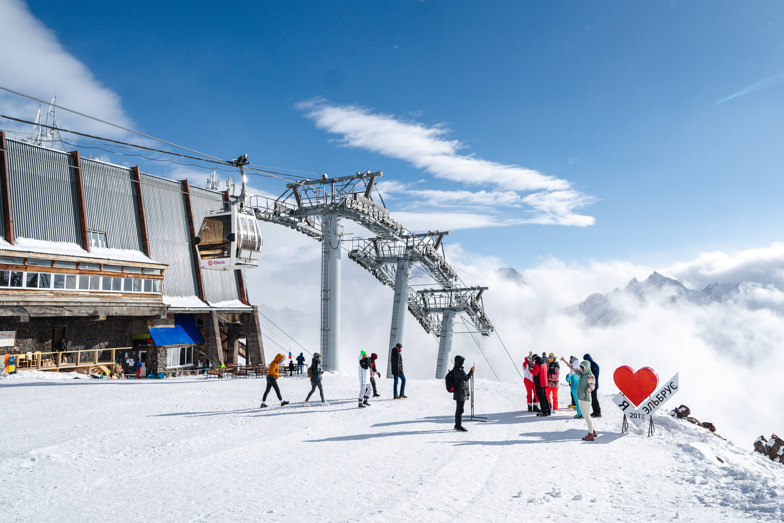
[445,369,455,393]
[307,365,314,379]
[585,374,596,394]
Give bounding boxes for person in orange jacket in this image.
[260,353,289,408]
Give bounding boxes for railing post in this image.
[94,349,98,365]
[57,352,62,368]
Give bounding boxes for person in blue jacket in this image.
[565,356,582,418]
[296,352,306,375]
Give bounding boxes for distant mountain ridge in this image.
[574,271,745,326]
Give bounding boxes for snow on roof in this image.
[0,237,162,266]
[207,299,251,309]
[162,295,210,309]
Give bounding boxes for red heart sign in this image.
[613,366,659,407]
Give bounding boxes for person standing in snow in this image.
[546,353,561,412]
[566,356,581,417]
[296,352,306,375]
[562,356,597,441]
[391,343,407,399]
[358,351,373,408]
[369,353,381,397]
[530,355,551,416]
[304,353,326,405]
[260,353,290,408]
[523,351,538,412]
[583,353,601,418]
[451,355,475,432]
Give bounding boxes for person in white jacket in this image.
[358,351,373,408]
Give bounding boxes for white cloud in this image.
[0,0,133,140]
[298,99,595,228]
[669,242,784,290]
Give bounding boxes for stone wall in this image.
[0,316,139,354]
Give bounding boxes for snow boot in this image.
[536,412,547,417]
[303,401,310,407]
[574,414,583,419]
[527,404,532,412]
[398,394,408,399]
[455,426,468,432]
[590,412,602,418]
[532,404,540,412]
[393,395,401,399]
[582,432,595,442]
[363,397,370,406]
[358,400,365,408]
[281,400,289,406]
[260,403,268,408]
[373,393,381,397]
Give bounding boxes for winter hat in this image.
[548,352,556,359]
[360,350,367,357]
[370,353,378,360]
[394,343,402,349]
[313,353,321,359]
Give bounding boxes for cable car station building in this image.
[0,132,264,374]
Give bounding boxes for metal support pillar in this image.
[435,309,456,379]
[320,214,342,371]
[387,258,411,378]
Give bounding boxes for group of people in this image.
[259,344,603,443]
[259,343,410,409]
[522,351,602,441]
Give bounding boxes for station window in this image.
[27,259,51,267]
[103,265,122,272]
[53,274,65,289]
[25,272,38,288]
[53,261,77,269]
[88,231,108,249]
[38,273,51,289]
[81,263,100,271]
[0,271,8,286]
[0,256,24,265]
[10,271,23,287]
[78,275,89,290]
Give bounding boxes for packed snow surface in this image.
[2,373,783,522]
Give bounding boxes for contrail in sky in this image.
[716,72,784,104]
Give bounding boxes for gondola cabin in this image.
[196,207,262,270]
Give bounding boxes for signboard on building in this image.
[0,331,16,347]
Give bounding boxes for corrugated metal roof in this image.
[81,158,143,251]
[7,140,80,243]
[140,174,198,298]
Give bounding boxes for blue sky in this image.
[2,0,784,269]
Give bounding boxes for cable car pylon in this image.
[209,167,493,373]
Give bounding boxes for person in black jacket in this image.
[583,353,601,417]
[369,353,381,397]
[452,355,475,432]
[304,353,326,405]
[391,343,407,399]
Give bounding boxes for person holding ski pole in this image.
[452,356,475,432]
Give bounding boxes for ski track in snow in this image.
[1,374,782,522]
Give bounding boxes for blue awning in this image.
[148,314,206,346]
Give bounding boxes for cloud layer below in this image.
[248,233,784,447]
[298,100,595,229]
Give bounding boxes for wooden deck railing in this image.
[10,347,131,371]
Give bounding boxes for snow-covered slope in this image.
[2,373,782,521]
